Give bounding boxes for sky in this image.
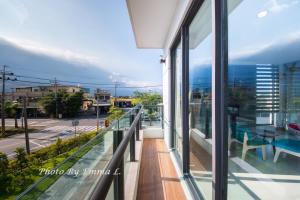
[1,0,299,94]
[0,0,162,94]
[189,0,300,67]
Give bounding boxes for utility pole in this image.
[23,96,30,154]
[114,81,119,129]
[1,65,6,137]
[21,108,24,129]
[54,78,58,118]
[114,81,118,106]
[96,96,99,132]
[1,65,16,137]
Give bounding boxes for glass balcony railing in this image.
[141,104,164,129]
[17,104,143,200]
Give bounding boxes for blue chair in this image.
[272,139,300,162]
[229,123,269,160]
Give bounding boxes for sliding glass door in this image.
[171,0,300,199]
[174,41,183,159]
[227,0,300,199]
[188,0,213,198]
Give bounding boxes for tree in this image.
[11,148,30,191]
[14,147,28,171]
[64,91,83,117]
[106,106,124,122]
[132,91,162,126]
[38,93,62,118]
[39,91,83,118]
[4,101,19,128]
[132,91,162,106]
[0,152,10,193]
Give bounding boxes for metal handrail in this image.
[16,104,142,199]
[89,106,143,200]
[16,120,119,199]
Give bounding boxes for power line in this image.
[10,65,111,81]
[11,79,162,89]
[15,75,114,85]
[14,74,162,88]
[14,80,50,85]
[15,75,51,81]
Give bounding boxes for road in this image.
[0,116,106,158]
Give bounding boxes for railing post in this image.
[113,130,124,200]
[161,105,164,130]
[136,117,140,141]
[130,114,136,161]
[135,107,139,115]
[139,111,143,130]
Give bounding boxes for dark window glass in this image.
[189,0,212,198]
[227,0,300,198]
[175,41,183,158]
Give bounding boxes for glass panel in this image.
[123,139,131,194]
[142,105,163,128]
[118,111,131,130]
[227,0,300,199]
[189,0,212,198]
[105,183,114,200]
[18,128,114,200]
[175,42,183,158]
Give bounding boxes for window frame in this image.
[169,0,229,199]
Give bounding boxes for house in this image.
[113,98,133,108]
[92,89,111,114]
[10,85,91,116]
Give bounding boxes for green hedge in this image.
[28,132,95,163]
[0,131,98,200]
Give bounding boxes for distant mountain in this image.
[0,38,133,95]
[190,33,300,90]
[0,37,163,95]
[232,33,300,65]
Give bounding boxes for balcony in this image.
[16,105,187,200]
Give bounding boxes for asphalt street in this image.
[0,116,106,158]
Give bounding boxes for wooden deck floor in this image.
[190,136,212,172]
[137,139,186,200]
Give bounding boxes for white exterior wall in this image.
[162,56,171,147]
[162,0,192,148]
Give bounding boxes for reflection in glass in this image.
[188,0,212,198]
[175,42,183,158]
[227,0,300,199]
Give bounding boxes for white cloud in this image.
[107,73,161,89]
[269,0,300,13]
[230,31,300,64]
[257,10,268,18]
[191,31,300,67]
[0,35,162,88]
[1,36,104,68]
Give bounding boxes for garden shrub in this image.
[0,152,10,193]
[0,130,98,198]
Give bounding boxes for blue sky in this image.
[1,0,299,93]
[0,0,162,93]
[190,0,300,67]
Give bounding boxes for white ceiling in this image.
[126,0,241,49]
[126,0,179,49]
